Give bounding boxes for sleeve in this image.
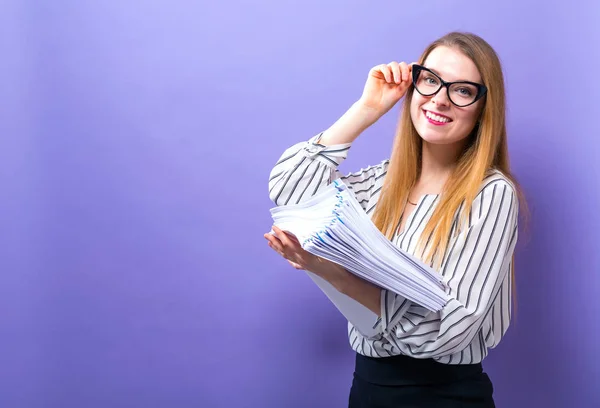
[268,133,388,211]
[379,180,519,358]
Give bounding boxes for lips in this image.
[423,109,452,125]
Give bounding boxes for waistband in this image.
[354,352,484,386]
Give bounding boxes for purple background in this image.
[1,1,599,407]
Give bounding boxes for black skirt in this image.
[348,353,495,408]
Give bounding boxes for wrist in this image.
[335,270,359,295]
[319,101,379,146]
[308,257,350,292]
[350,101,381,129]
[329,268,352,294]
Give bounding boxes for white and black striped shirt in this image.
[268,134,520,365]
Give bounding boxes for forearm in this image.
[308,258,381,316]
[318,102,380,146]
[339,272,382,316]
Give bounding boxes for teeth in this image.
[425,111,450,123]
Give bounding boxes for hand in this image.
[357,61,415,119]
[264,226,316,270]
[264,227,382,314]
[264,226,350,290]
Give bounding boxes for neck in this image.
[418,140,466,189]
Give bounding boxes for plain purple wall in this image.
[1,1,599,407]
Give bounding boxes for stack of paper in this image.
[270,180,449,336]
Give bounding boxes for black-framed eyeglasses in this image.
[411,64,487,107]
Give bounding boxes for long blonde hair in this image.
[372,32,526,270]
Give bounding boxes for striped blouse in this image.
[268,133,519,365]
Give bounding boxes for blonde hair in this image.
[372,32,526,271]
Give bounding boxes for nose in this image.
[431,86,451,107]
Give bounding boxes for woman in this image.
[264,32,524,407]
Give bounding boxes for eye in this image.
[424,75,439,85]
[456,87,473,97]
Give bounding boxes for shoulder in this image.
[477,169,517,200]
[469,169,519,222]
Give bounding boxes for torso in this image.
[397,181,444,235]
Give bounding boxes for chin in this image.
[414,123,454,144]
[415,120,472,147]
[419,134,461,146]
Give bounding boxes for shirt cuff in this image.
[302,132,352,161]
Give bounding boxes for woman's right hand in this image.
[315,61,415,146]
[357,61,414,118]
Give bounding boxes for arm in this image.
[269,61,414,207]
[317,101,378,146]
[267,131,351,207]
[268,103,388,209]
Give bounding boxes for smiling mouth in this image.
[423,110,452,125]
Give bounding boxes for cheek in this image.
[455,109,479,129]
[410,95,425,120]
[459,101,484,126]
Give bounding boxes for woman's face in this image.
[410,46,485,147]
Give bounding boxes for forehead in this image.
[423,46,481,82]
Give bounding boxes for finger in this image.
[267,240,283,255]
[282,230,300,245]
[271,227,298,260]
[288,260,304,270]
[399,61,409,82]
[388,61,401,84]
[264,232,282,246]
[269,227,286,244]
[376,64,392,83]
[264,234,284,254]
[272,225,295,249]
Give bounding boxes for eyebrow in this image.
[425,66,478,83]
